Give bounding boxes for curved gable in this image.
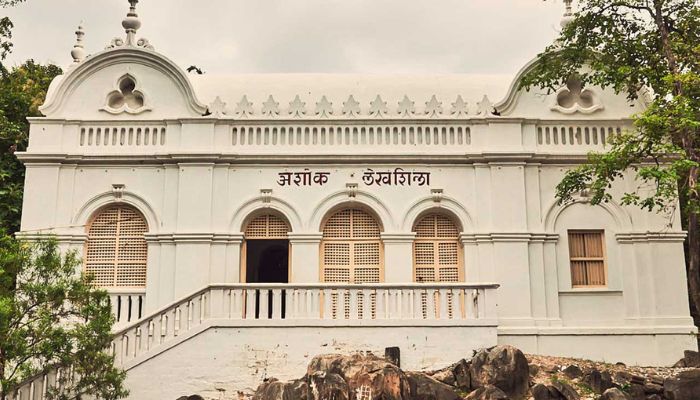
[40,47,207,119]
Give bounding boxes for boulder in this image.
[469,345,529,399]
[626,384,646,400]
[309,372,348,400]
[176,396,204,400]
[563,365,583,380]
[583,369,616,394]
[463,385,509,400]
[674,350,700,368]
[551,380,580,400]
[664,369,700,400]
[406,372,461,400]
[642,383,663,395]
[531,384,564,400]
[644,395,663,400]
[529,363,541,377]
[306,353,411,400]
[254,378,309,400]
[598,388,631,400]
[452,359,471,389]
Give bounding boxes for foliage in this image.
[0,236,128,400]
[0,0,27,63]
[0,61,62,235]
[522,1,700,315]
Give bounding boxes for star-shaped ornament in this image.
[342,95,361,117]
[288,95,307,118]
[234,95,254,117]
[476,95,494,117]
[397,95,415,117]
[369,95,389,117]
[450,95,469,116]
[262,95,280,116]
[208,96,227,117]
[425,95,443,117]
[315,96,333,118]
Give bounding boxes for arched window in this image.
[85,205,148,288]
[321,208,382,283]
[244,214,290,239]
[413,213,462,282]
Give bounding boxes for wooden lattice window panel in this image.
[568,230,607,287]
[413,214,461,283]
[85,205,148,288]
[321,209,382,284]
[321,209,382,319]
[245,214,290,239]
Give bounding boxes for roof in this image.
[188,73,512,118]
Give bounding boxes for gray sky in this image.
[4,0,565,75]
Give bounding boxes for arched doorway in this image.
[243,214,290,319]
[243,214,290,284]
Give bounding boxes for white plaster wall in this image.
[124,325,497,399]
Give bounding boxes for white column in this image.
[288,233,322,283]
[223,234,244,283]
[460,234,478,281]
[381,233,415,283]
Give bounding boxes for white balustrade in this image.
[10,282,498,398]
[109,289,146,327]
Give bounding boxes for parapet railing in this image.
[108,289,146,327]
[109,283,499,367]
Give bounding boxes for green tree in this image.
[0,236,128,400]
[0,61,62,235]
[521,1,700,316]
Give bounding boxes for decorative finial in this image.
[107,0,154,50]
[122,0,141,45]
[561,0,574,28]
[71,23,86,63]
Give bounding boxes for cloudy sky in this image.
[4,0,565,76]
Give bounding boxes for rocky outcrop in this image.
[405,372,461,400]
[598,388,631,400]
[463,385,508,400]
[663,369,700,400]
[673,351,700,368]
[469,345,529,399]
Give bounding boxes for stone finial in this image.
[561,0,574,28]
[71,24,86,63]
[123,0,141,45]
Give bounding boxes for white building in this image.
[14,1,698,398]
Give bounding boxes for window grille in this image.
[413,214,462,318]
[321,208,382,319]
[568,230,607,287]
[413,214,461,283]
[85,205,148,288]
[244,214,290,239]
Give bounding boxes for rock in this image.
[664,369,700,400]
[531,384,564,400]
[627,384,646,400]
[176,396,204,400]
[428,367,456,387]
[599,388,631,400]
[309,372,348,400]
[529,364,541,377]
[674,350,700,368]
[551,380,580,400]
[645,395,663,400]
[583,369,616,394]
[463,385,509,400]
[642,383,663,395]
[563,365,583,380]
[306,353,411,400]
[253,378,309,400]
[469,345,529,399]
[406,372,461,400]
[452,359,471,389]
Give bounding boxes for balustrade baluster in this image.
[439,289,449,319]
[245,289,256,319]
[271,289,282,319]
[259,288,270,320]
[349,289,359,320]
[361,288,371,320]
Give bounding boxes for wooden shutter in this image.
[245,214,290,239]
[85,205,148,288]
[413,214,461,282]
[321,208,382,283]
[568,230,607,287]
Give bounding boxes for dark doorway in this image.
[245,239,289,318]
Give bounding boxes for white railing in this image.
[79,125,167,148]
[8,282,498,398]
[109,282,498,367]
[536,123,626,151]
[109,289,146,327]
